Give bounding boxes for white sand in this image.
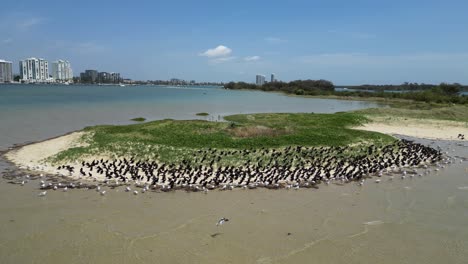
[355,117,468,141]
[5,132,90,178]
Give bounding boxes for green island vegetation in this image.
[130,117,146,122]
[48,81,466,169]
[50,112,396,166]
[224,80,468,105]
[196,112,210,116]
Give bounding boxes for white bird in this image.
[38,191,47,197]
[216,217,229,226]
[63,187,68,192]
[53,185,58,190]
[21,180,25,186]
[96,186,101,192]
[100,190,106,196]
[125,186,131,192]
[375,179,381,183]
[133,190,138,195]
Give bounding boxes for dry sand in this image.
[4,131,89,178]
[356,116,468,141]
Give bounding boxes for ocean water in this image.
[1,85,467,264]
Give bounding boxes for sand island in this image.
[4,102,467,192]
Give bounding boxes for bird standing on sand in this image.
[216,217,229,226]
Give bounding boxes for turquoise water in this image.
[0,84,379,150]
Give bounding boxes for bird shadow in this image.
[210,232,222,238]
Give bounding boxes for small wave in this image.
[457,186,468,190]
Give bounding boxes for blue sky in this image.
[1,0,468,84]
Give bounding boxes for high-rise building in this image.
[19,58,49,82]
[256,74,265,86]
[110,72,121,83]
[51,60,73,82]
[80,70,98,83]
[271,73,276,83]
[0,59,13,83]
[98,72,111,83]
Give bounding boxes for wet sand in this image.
[0,137,467,264]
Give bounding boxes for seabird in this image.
[216,217,229,226]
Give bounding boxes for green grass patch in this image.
[50,112,395,165]
[196,112,209,116]
[130,117,146,122]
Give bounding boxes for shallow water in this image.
[0,84,377,150]
[0,85,467,263]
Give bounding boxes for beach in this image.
[1,85,468,264]
[356,116,468,141]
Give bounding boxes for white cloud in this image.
[244,56,260,62]
[265,37,287,44]
[200,45,232,58]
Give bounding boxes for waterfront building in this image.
[110,72,121,83]
[0,59,13,83]
[51,60,73,82]
[271,73,276,83]
[19,58,50,82]
[256,74,265,86]
[80,70,98,83]
[98,72,111,83]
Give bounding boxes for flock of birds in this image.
[14,138,464,198]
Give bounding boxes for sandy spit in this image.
[4,132,89,178]
[355,116,468,141]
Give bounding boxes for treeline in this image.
[339,82,468,92]
[224,79,334,94]
[225,80,467,104]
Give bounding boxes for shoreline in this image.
[3,115,462,191]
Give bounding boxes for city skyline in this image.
[1,1,468,84]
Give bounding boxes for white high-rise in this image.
[51,60,73,82]
[0,59,13,83]
[19,58,50,82]
[256,74,265,86]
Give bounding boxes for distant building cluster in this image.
[17,57,74,83]
[0,59,13,83]
[256,73,277,86]
[79,69,122,84]
[256,75,265,86]
[169,78,196,85]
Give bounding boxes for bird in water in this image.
[38,191,47,197]
[216,217,229,226]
